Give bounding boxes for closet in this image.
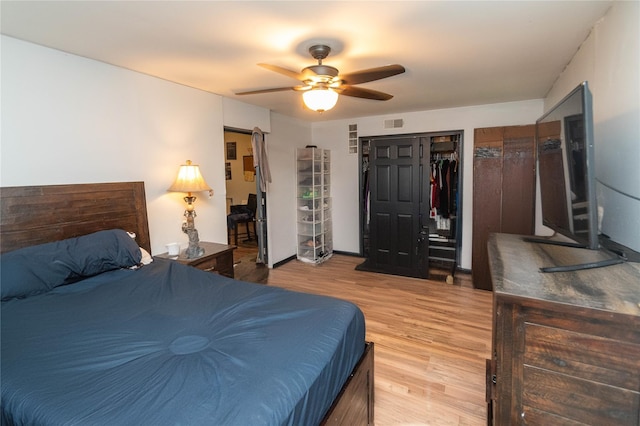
[359,131,462,280]
[427,134,461,282]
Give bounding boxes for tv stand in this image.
[538,257,624,273]
[523,236,625,272]
[486,233,640,425]
[522,236,587,249]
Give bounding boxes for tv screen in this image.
[536,81,599,250]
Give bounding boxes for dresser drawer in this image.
[214,253,234,277]
[521,320,640,424]
[522,365,639,425]
[190,252,234,278]
[189,256,218,273]
[524,322,640,390]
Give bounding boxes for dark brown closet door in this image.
[472,125,535,291]
[502,126,536,235]
[368,136,428,278]
[473,128,504,291]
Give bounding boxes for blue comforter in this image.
[1,259,365,425]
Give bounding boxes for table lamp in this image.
[168,160,212,258]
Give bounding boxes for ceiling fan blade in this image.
[335,85,394,101]
[257,63,304,81]
[235,87,296,95]
[339,64,406,85]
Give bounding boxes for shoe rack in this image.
[296,147,333,264]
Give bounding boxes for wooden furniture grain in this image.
[472,125,536,291]
[487,233,640,425]
[156,241,236,278]
[0,181,150,254]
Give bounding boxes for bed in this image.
[0,182,374,425]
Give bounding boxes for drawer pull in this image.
[203,266,216,272]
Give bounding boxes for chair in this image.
[227,193,257,245]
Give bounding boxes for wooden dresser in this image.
[487,233,640,425]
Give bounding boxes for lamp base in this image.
[184,242,205,259]
[182,215,205,259]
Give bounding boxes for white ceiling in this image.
[1,1,613,122]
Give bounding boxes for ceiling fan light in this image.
[303,88,339,112]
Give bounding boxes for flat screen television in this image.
[536,81,599,250]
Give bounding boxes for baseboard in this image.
[332,250,363,257]
[273,251,362,268]
[272,255,296,269]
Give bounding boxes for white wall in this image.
[545,0,640,252]
[1,36,225,255]
[311,100,543,269]
[222,98,270,133]
[265,113,312,265]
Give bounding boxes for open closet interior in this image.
[359,131,463,281]
[427,133,461,282]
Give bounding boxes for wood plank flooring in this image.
[264,254,493,426]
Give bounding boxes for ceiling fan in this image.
[235,44,406,112]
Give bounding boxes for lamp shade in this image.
[168,160,212,193]
[303,88,339,112]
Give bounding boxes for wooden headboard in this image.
[0,182,151,254]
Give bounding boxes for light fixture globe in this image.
[303,88,338,112]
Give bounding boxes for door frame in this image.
[223,126,268,264]
[358,133,429,278]
[359,130,464,270]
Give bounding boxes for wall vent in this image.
[348,124,358,154]
[384,118,404,129]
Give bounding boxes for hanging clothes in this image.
[251,127,272,192]
[251,127,271,264]
[449,159,458,215]
[439,159,450,218]
[430,162,440,218]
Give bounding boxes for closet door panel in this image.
[368,137,426,278]
[502,126,535,235]
[472,154,503,292]
[472,125,535,291]
[473,127,504,291]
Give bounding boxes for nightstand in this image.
[156,241,236,278]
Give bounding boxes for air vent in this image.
[349,124,358,154]
[384,119,404,129]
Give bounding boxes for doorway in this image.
[223,128,268,283]
[357,134,430,278]
[358,131,463,280]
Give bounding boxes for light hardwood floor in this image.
[266,254,493,426]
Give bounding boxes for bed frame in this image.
[0,181,374,425]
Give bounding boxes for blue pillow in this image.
[1,229,142,300]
